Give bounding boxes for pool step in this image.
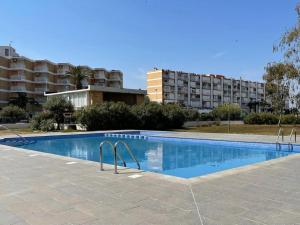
[104,133,148,140]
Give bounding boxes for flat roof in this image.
[44,85,146,96]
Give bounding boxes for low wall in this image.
[184,120,244,127]
[0,123,30,130]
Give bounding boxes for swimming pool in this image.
[0,132,299,178]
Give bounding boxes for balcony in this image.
[94,74,107,79]
[94,82,106,87]
[35,88,48,93]
[34,64,49,72]
[10,75,26,81]
[203,90,211,95]
[34,77,48,82]
[203,95,211,101]
[57,79,72,85]
[164,80,175,86]
[11,86,27,92]
[10,62,26,70]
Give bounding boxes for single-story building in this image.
[45,85,146,109]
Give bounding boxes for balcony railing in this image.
[34,77,48,82]
[11,87,27,92]
[57,79,71,85]
[94,74,107,79]
[10,75,26,81]
[35,88,48,93]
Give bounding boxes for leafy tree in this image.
[212,103,241,133]
[276,3,300,66]
[43,96,74,129]
[212,103,241,120]
[67,66,92,89]
[8,92,39,109]
[0,105,27,123]
[269,3,300,113]
[263,62,299,114]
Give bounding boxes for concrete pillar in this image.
[230,79,233,103]
[188,73,191,107]
[221,77,224,104]
[210,76,213,108]
[239,78,242,107]
[200,75,203,109]
[175,71,178,104]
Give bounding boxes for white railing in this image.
[34,77,48,82]
[57,79,71,85]
[35,88,48,92]
[94,74,107,79]
[10,75,26,80]
[11,87,27,92]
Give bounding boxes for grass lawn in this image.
[174,124,300,136]
[0,124,299,137]
[0,128,40,136]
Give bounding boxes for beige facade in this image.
[147,69,267,111]
[45,85,146,109]
[0,46,123,108]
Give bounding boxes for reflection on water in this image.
[4,136,295,178]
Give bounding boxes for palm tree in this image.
[66,66,88,89]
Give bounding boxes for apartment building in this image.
[0,46,123,108]
[147,68,267,111]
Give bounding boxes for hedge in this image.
[244,113,300,125]
[76,102,189,131]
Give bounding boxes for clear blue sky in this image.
[1,0,298,89]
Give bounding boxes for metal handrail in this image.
[276,127,284,143]
[114,140,140,174]
[99,141,126,173]
[289,128,297,143]
[287,128,297,152]
[276,142,281,151]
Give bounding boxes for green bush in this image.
[281,114,300,124]
[183,108,199,121]
[244,112,279,125]
[131,102,167,130]
[199,112,214,121]
[212,103,242,120]
[43,96,74,128]
[0,105,27,123]
[163,104,187,129]
[76,102,188,131]
[30,111,53,130]
[76,102,135,131]
[39,118,56,131]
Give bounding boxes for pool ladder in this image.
[275,128,284,151]
[99,140,140,174]
[275,128,296,151]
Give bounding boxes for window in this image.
[5,48,9,56]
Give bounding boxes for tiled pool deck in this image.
[1,131,300,225]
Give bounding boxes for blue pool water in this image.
[0,133,299,178]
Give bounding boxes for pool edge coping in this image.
[1,130,300,185]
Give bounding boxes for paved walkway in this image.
[0,132,300,225]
